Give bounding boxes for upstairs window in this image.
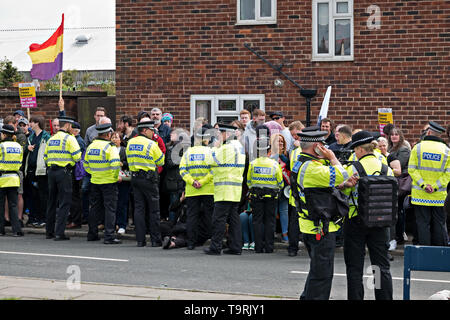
[237,0,277,25]
[312,0,354,61]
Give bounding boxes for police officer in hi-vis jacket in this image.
[126,119,165,247]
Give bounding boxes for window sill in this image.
[311,56,354,62]
[235,21,277,26]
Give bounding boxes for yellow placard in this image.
[378,108,393,124]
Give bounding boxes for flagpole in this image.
[59,72,63,100]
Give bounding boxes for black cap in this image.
[58,116,75,124]
[1,124,15,135]
[269,111,283,119]
[350,131,375,149]
[137,120,156,130]
[137,111,150,121]
[72,122,81,130]
[217,123,236,132]
[428,121,445,134]
[301,125,320,133]
[95,123,113,134]
[297,130,328,143]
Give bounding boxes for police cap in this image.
[217,123,236,132]
[1,124,15,135]
[195,125,213,138]
[137,120,156,130]
[297,130,328,143]
[428,121,445,134]
[349,130,374,149]
[95,123,113,134]
[58,116,75,124]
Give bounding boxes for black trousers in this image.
[46,167,72,237]
[26,172,48,224]
[88,183,118,241]
[300,232,336,300]
[0,187,21,234]
[186,195,214,247]
[131,176,161,244]
[343,217,393,300]
[68,174,82,226]
[415,205,449,246]
[250,197,277,252]
[288,204,300,253]
[209,201,241,253]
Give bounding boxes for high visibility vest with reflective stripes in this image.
[348,150,387,166]
[295,154,349,234]
[408,138,449,206]
[343,154,394,218]
[247,157,283,194]
[44,130,81,167]
[83,139,120,184]
[179,145,214,197]
[126,135,164,172]
[288,146,302,206]
[209,139,245,202]
[0,141,23,188]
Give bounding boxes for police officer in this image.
[44,116,81,240]
[342,130,394,300]
[84,122,122,244]
[126,119,165,247]
[287,126,319,256]
[408,121,449,246]
[247,137,283,253]
[292,128,351,300]
[204,123,246,255]
[179,126,215,250]
[0,125,24,237]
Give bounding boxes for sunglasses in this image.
[272,117,281,120]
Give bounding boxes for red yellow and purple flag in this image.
[27,14,64,80]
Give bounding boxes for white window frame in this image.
[236,0,277,25]
[190,94,265,133]
[312,0,354,62]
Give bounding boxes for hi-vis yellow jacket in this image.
[209,139,245,202]
[247,156,283,194]
[179,145,214,197]
[84,139,120,184]
[0,141,23,188]
[295,153,349,234]
[44,130,81,167]
[408,136,450,206]
[126,135,164,172]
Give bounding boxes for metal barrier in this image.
[403,245,450,300]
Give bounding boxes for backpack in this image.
[352,161,398,228]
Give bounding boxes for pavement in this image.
[0,275,293,300]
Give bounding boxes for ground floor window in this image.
[190,94,265,131]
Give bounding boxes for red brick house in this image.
[116,0,449,142]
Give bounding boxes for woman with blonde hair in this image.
[270,133,290,243]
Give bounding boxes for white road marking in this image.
[0,251,129,262]
[290,271,450,284]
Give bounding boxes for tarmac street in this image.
[0,232,449,300]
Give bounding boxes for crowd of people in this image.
[0,99,449,299]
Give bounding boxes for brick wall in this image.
[116,0,449,143]
[0,91,107,134]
